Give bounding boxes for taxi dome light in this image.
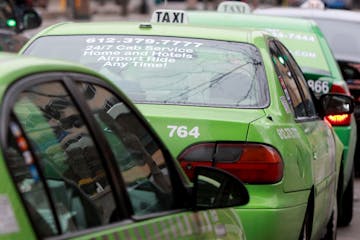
[325,114,351,126]
[300,0,325,9]
[6,19,17,27]
[217,1,251,14]
[178,143,283,184]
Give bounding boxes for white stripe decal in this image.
[210,210,219,222]
[161,220,170,240]
[144,223,152,240]
[124,229,131,240]
[202,211,213,233]
[168,218,178,238]
[134,227,142,240]
[183,214,193,235]
[176,215,186,237]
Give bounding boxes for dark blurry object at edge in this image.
[0,0,42,52]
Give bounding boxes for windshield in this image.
[24,35,268,108]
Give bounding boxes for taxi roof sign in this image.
[151,9,188,24]
[300,0,325,9]
[217,1,251,14]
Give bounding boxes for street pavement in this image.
[337,178,360,240]
[27,1,360,239]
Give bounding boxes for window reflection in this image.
[77,83,174,215]
[9,82,116,236]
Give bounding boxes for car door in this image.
[2,72,245,239]
[269,40,336,236]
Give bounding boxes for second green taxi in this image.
[20,16,353,240]
[187,2,357,228]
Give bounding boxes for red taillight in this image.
[325,114,351,126]
[178,143,283,184]
[327,83,352,126]
[330,83,350,95]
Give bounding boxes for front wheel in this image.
[299,207,312,240]
[321,198,338,240]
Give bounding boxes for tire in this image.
[338,169,354,226]
[321,199,338,240]
[299,205,312,240]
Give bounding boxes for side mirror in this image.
[191,166,249,210]
[21,9,42,31]
[319,93,354,116]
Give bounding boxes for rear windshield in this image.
[24,35,268,108]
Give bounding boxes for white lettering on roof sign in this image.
[151,9,188,24]
[217,1,251,14]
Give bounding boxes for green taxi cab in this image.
[0,53,249,239]
[20,19,353,239]
[186,2,357,227]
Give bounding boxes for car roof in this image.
[254,7,360,22]
[186,10,338,74]
[0,53,108,96]
[254,7,360,63]
[187,11,319,31]
[30,21,270,44]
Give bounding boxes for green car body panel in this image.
[187,10,357,197]
[20,22,344,239]
[0,53,247,240]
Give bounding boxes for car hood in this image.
[136,104,266,157]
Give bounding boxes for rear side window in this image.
[276,42,317,117]
[270,41,307,118]
[5,79,175,238]
[24,35,269,108]
[269,40,317,119]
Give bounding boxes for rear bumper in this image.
[235,203,307,240]
[234,189,310,240]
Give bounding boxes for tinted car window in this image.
[6,78,178,239]
[270,41,307,118]
[276,41,317,117]
[24,35,269,108]
[8,81,117,236]
[76,82,174,216]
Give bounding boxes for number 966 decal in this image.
[307,79,329,94]
[167,125,200,138]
